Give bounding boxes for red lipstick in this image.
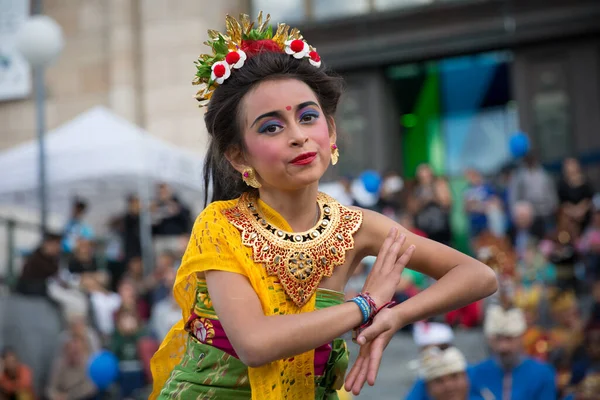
[290,152,317,165]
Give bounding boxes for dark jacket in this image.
[16,248,59,296]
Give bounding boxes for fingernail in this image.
[398,233,406,241]
[409,245,416,250]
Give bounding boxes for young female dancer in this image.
[150,12,497,400]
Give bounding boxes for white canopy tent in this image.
[0,106,205,229]
[0,106,205,275]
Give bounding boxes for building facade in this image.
[250,0,600,184]
[0,0,248,153]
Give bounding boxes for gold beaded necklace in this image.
[222,191,363,307]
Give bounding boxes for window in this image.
[311,0,370,21]
[251,0,305,24]
[531,61,572,162]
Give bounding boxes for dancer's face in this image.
[230,78,335,191]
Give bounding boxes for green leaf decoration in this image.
[212,36,228,55]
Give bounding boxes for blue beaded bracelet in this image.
[348,296,371,325]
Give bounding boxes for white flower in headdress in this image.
[285,39,309,59]
[225,49,247,69]
[211,61,231,84]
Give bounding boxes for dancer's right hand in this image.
[360,227,415,310]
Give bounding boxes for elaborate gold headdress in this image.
[192,12,322,106]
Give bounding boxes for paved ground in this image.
[346,328,489,399]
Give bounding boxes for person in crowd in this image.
[569,321,600,390]
[577,207,600,280]
[470,304,556,399]
[508,201,546,259]
[67,238,98,275]
[412,321,454,352]
[104,216,125,292]
[120,256,160,319]
[410,164,453,246]
[112,307,148,399]
[150,251,178,306]
[150,267,180,343]
[62,198,93,255]
[413,346,479,400]
[123,194,142,262]
[151,183,192,254]
[509,153,558,235]
[46,336,97,400]
[547,291,584,374]
[85,275,122,344]
[541,209,580,292]
[514,288,551,362]
[463,168,498,240]
[57,312,101,357]
[558,157,594,234]
[15,232,62,297]
[379,170,404,218]
[563,372,600,400]
[0,348,34,400]
[405,321,458,400]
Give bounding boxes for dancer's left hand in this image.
[344,307,401,395]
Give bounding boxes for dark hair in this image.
[1,346,15,359]
[73,198,87,213]
[202,51,344,205]
[43,231,62,242]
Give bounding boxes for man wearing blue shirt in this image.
[470,305,557,400]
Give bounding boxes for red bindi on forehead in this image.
[285,105,292,111]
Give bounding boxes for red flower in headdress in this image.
[240,39,283,57]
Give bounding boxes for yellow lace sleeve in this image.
[149,199,242,399]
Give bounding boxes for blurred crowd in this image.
[344,154,600,400]
[2,183,192,400]
[2,154,600,400]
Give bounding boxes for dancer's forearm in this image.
[391,263,496,326]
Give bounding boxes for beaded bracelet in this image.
[347,292,393,327]
[350,295,397,343]
[348,295,371,325]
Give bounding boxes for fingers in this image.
[395,244,416,269]
[356,319,385,345]
[344,355,363,392]
[371,228,397,273]
[367,338,387,386]
[351,358,370,395]
[380,234,407,274]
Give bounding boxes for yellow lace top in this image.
[150,196,360,400]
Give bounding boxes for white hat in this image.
[420,347,467,382]
[483,304,526,337]
[413,322,454,348]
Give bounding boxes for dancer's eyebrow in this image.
[250,101,319,128]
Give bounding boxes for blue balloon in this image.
[509,132,530,158]
[360,170,382,194]
[88,350,119,390]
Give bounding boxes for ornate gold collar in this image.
[222,192,363,307]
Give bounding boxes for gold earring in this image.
[330,144,339,165]
[242,168,261,188]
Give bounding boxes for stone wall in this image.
[0,0,248,154]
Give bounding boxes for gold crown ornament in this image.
[192,12,322,107]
